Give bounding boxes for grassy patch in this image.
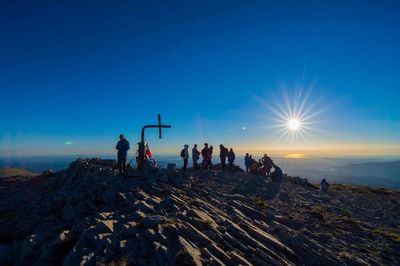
[337,251,350,259]
[329,184,372,194]
[372,227,400,243]
[309,204,325,221]
[198,218,214,229]
[252,197,267,207]
[313,205,324,214]
[159,218,182,228]
[369,188,392,195]
[337,215,363,230]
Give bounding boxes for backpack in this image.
[180,149,185,158]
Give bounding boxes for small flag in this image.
[145,142,152,158]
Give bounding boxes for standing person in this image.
[227,148,236,170]
[320,178,330,193]
[262,154,273,176]
[116,134,130,176]
[208,145,214,169]
[192,144,200,169]
[244,153,250,172]
[219,144,229,171]
[201,143,209,169]
[180,145,189,171]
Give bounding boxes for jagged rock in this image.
[0,158,398,265]
[41,169,55,177]
[19,234,39,262]
[167,163,176,170]
[159,175,169,183]
[95,220,115,233]
[143,215,167,229]
[173,237,202,266]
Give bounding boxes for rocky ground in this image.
[0,158,399,266]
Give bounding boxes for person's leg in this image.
[122,156,127,175]
[221,159,225,171]
[117,155,123,175]
[184,158,188,171]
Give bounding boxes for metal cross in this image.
[137,114,171,170]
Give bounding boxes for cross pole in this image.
[137,114,171,170]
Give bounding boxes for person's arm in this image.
[116,141,120,150]
[126,141,130,150]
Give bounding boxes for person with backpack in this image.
[116,134,130,176]
[219,144,229,171]
[227,148,235,170]
[244,153,250,172]
[192,144,200,169]
[180,144,189,171]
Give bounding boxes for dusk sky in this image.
[1,1,400,157]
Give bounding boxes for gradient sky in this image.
[1,0,400,157]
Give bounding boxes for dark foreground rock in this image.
[0,158,399,265]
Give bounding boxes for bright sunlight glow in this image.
[287,119,301,131]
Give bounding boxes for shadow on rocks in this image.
[265,180,282,200]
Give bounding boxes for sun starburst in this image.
[252,85,326,143]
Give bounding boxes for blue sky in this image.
[1,0,400,157]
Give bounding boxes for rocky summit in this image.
[0,159,399,266]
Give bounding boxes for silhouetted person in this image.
[227,148,235,170]
[192,144,200,169]
[116,134,130,176]
[201,143,209,169]
[208,145,214,169]
[320,178,329,193]
[219,144,229,171]
[244,153,250,172]
[270,162,283,182]
[180,144,189,171]
[262,154,273,176]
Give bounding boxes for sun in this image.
[287,119,301,131]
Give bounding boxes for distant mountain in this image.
[337,160,400,178]
[0,167,38,177]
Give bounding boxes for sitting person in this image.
[270,162,283,182]
[320,178,330,193]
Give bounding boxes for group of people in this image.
[244,153,273,173]
[244,153,283,181]
[116,134,332,192]
[180,143,236,171]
